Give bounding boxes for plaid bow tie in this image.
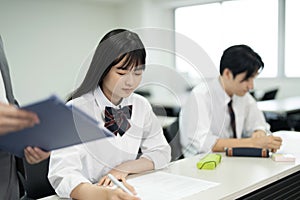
[104,105,132,136]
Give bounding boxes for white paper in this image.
[273,131,300,154]
[127,171,219,200]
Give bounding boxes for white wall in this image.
[115,0,175,73]
[115,0,182,104]
[0,0,299,105]
[115,0,300,102]
[0,0,118,104]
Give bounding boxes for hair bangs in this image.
[113,50,146,71]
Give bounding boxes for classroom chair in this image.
[164,118,184,161]
[20,158,55,200]
[260,88,279,101]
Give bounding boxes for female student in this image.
[48,29,171,199]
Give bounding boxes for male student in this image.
[180,44,282,157]
[0,35,50,199]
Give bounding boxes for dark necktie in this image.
[228,100,237,138]
[104,105,132,136]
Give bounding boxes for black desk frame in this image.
[239,170,300,199]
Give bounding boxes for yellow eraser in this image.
[271,153,296,162]
[196,154,222,170]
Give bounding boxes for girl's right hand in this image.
[106,178,139,200]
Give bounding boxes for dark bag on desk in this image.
[226,147,269,157]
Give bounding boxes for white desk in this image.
[40,131,300,200]
[257,96,300,115]
[257,96,300,131]
[165,153,300,199]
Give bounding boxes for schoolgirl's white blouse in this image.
[48,87,171,198]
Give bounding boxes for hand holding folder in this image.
[0,102,39,135]
[0,95,113,157]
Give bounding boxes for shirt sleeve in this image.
[242,94,270,137]
[139,102,171,169]
[179,87,219,157]
[48,145,90,198]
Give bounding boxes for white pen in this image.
[107,174,134,196]
[265,128,275,154]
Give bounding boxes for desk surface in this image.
[257,96,300,114]
[165,153,300,199]
[40,131,300,200]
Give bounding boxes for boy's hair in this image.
[220,44,264,80]
[67,29,146,101]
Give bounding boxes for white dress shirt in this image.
[48,87,171,198]
[179,77,269,157]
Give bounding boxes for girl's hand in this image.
[98,169,129,187]
[106,178,139,200]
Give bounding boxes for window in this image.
[175,0,279,78]
[285,0,300,77]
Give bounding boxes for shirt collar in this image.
[93,86,131,109]
[215,76,231,104]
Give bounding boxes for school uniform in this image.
[0,35,20,200]
[180,77,269,157]
[48,87,171,198]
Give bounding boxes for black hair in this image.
[67,29,146,101]
[220,44,264,81]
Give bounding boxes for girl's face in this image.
[102,56,144,105]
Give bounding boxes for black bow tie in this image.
[104,105,132,136]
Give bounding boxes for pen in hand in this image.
[266,129,281,153]
[107,174,134,196]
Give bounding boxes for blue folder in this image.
[0,95,113,157]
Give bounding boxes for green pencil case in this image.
[196,154,222,170]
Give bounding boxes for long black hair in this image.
[220,44,264,81]
[67,29,146,101]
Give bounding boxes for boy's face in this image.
[102,56,143,105]
[224,69,257,97]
